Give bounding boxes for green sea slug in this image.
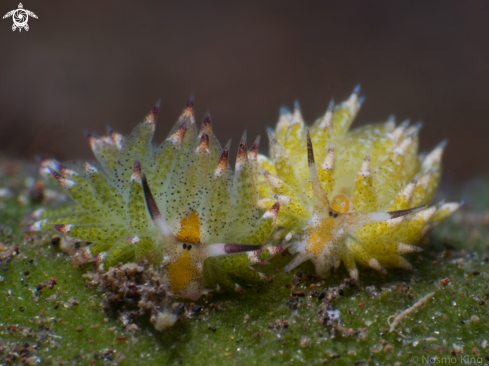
[25,99,281,299]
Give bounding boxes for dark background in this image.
[0,0,488,184]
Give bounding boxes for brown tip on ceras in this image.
[109,129,124,149]
[153,99,162,113]
[197,133,210,153]
[53,172,75,189]
[85,132,97,149]
[214,140,230,176]
[52,224,70,234]
[131,160,142,183]
[202,113,212,134]
[169,121,188,146]
[37,159,60,176]
[269,201,280,216]
[236,131,248,164]
[83,162,98,175]
[248,136,260,161]
[262,200,281,220]
[50,169,64,184]
[58,164,77,178]
[184,95,195,115]
[144,100,161,124]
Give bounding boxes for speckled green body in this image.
[26,100,279,299]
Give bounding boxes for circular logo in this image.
[12,9,28,27]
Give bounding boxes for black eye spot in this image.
[329,211,333,216]
[187,245,192,251]
[183,244,187,249]
[334,213,338,218]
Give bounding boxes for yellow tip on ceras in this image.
[259,87,459,281]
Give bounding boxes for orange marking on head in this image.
[168,250,194,293]
[306,217,334,256]
[331,195,350,213]
[176,211,201,243]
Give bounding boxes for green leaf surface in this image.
[1,163,488,365]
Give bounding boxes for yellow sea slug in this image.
[256,86,459,281]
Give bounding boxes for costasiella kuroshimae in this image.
[282,131,425,279]
[139,171,277,300]
[24,98,283,299]
[255,86,460,281]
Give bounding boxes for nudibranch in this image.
[25,99,281,299]
[256,86,460,280]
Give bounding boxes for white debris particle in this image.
[470,315,480,323]
[300,335,311,348]
[370,343,383,353]
[153,310,177,331]
[452,342,463,354]
[388,292,435,333]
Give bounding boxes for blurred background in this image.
[0,0,488,187]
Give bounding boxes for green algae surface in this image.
[1,178,489,365]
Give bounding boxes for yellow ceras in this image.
[256,87,460,280]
